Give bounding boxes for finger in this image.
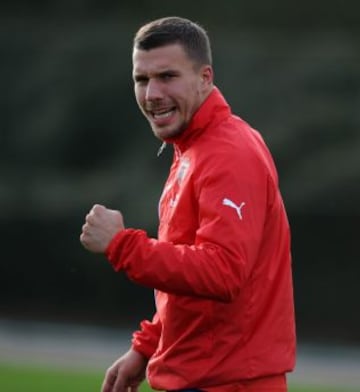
[101,370,117,392]
[130,384,140,392]
[80,225,91,240]
[93,204,106,213]
[86,213,95,225]
[87,205,105,224]
[112,376,127,392]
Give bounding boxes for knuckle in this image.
[86,213,95,224]
[93,204,104,213]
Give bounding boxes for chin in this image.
[153,126,184,141]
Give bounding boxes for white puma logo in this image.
[222,198,246,220]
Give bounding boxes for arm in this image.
[80,144,272,302]
[106,152,271,302]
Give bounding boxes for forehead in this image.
[132,44,194,74]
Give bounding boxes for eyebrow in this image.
[133,69,180,81]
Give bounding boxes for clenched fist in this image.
[80,204,124,253]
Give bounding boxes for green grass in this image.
[0,363,104,392]
[0,363,355,392]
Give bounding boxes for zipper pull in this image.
[157,142,167,157]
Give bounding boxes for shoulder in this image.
[196,115,270,167]
[189,115,280,191]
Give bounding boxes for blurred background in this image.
[1,0,359,370]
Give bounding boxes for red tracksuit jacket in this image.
[106,87,296,391]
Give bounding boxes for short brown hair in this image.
[133,16,212,67]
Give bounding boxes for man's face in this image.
[132,44,213,140]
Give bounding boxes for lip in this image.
[150,107,176,126]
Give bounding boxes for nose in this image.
[145,79,163,101]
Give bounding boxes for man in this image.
[80,16,296,392]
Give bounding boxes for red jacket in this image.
[106,87,296,391]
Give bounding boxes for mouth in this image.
[150,107,176,121]
[153,109,174,119]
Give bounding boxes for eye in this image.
[134,75,148,85]
[160,72,177,81]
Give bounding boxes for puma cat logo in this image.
[222,198,246,220]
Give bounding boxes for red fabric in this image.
[204,374,287,392]
[106,87,296,391]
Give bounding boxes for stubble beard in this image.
[151,121,187,141]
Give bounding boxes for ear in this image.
[200,65,214,86]
[201,65,214,84]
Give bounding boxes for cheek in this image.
[134,88,144,108]
[185,88,202,115]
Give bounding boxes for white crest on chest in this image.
[176,158,190,184]
[159,157,191,216]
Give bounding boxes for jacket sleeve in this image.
[105,146,274,303]
[131,312,161,359]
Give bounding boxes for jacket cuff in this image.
[131,340,155,360]
[105,228,134,268]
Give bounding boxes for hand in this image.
[102,349,148,392]
[80,204,124,253]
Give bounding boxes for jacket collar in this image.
[164,86,231,153]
